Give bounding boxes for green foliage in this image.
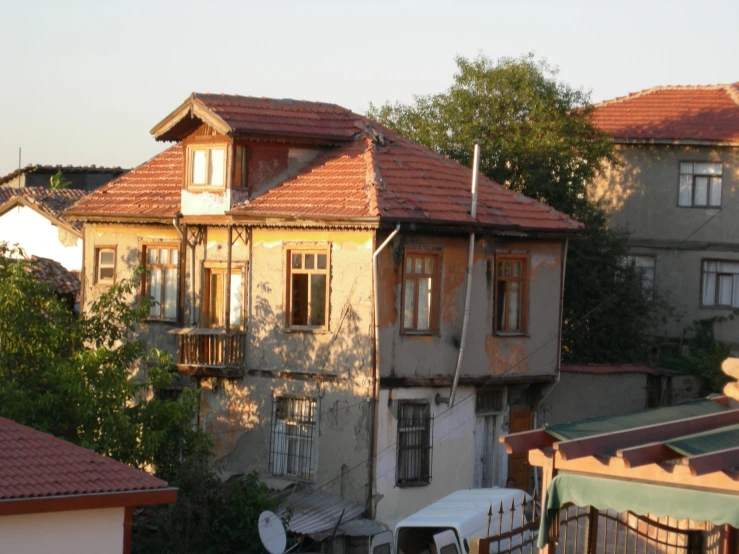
[0,243,276,552]
[49,169,71,190]
[369,54,661,363]
[665,317,731,394]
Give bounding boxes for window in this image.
[269,396,317,480]
[204,266,244,328]
[494,255,528,334]
[702,259,739,308]
[234,145,249,189]
[396,401,432,486]
[96,247,115,284]
[679,162,723,207]
[627,255,656,301]
[188,145,226,187]
[402,250,440,333]
[144,246,179,320]
[287,249,329,329]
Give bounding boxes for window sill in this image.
[677,205,721,210]
[283,327,330,334]
[186,185,226,192]
[401,330,438,337]
[144,318,180,325]
[396,481,431,488]
[494,331,529,338]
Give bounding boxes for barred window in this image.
[396,401,432,487]
[270,397,317,480]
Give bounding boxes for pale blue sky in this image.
[1,0,737,176]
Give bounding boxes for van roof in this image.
[395,488,528,533]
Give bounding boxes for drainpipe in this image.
[441,141,480,407]
[369,223,401,518]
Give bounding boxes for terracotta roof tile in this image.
[590,83,739,142]
[193,93,362,140]
[66,145,182,218]
[0,418,169,500]
[0,187,88,231]
[24,256,80,297]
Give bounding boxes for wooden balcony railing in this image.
[169,328,246,378]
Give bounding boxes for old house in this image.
[0,164,126,192]
[66,93,580,530]
[0,417,176,554]
[589,83,739,353]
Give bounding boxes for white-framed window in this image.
[269,396,318,480]
[144,245,179,320]
[286,248,329,329]
[678,162,723,207]
[702,259,739,308]
[396,401,432,487]
[96,247,116,284]
[494,255,529,334]
[627,255,656,301]
[402,250,441,334]
[188,145,227,188]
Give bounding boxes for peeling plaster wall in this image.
[374,386,479,528]
[592,145,739,347]
[0,206,82,270]
[376,233,564,380]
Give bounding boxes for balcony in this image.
[170,328,247,378]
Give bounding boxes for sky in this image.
[1,0,737,177]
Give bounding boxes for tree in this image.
[0,243,276,553]
[369,54,661,363]
[49,169,71,190]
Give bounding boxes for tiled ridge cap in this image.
[192,92,360,116]
[591,82,739,109]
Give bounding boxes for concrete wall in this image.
[376,233,565,380]
[592,144,739,346]
[0,205,82,270]
[0,508,125,554]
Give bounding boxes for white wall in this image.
[0,507,125,554]
[375,386,479,528]
[0,206,82,270]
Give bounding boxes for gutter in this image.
[369,223,400,518]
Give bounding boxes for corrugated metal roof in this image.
[278,489,365,535]
[310,518,388,541]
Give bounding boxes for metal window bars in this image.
[269,396,317,480]
[396,402,433,486]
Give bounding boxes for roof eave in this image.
[0,196,82,237]
[0,487,178,517]
[612,138,739,147]
[63,211,176,224]
[150,95,232,141]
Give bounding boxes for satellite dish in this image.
[259,510,287,554]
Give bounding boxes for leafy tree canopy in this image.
[369,54,663,363]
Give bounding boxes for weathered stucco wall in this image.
[0,205,82,270]
[376,233,564,380]
[592,145,739,347]
[0,508,125,554]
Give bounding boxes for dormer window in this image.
[189,145,226,188]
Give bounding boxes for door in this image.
[433,530,460,554]
[370,531,393,554]
[507,406,532,490]
[481,414,498,488]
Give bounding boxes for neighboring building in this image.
[589,83,739,351]
[0,164,126,191]
[0,417,176,554]
[0,187,87,271]
[23,255,81,311]
[66,93,579,530]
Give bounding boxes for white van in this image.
[370,488,532,554]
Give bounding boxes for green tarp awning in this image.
[538,473,739,548]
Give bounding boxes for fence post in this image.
[687,530,703,554]
[470,537,492,554]
[585,507,599,554]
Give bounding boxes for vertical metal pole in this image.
[585,507,599,554]
[225,225,232,364]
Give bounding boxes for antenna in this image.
[18,147,21,190]
[258,510,287,554]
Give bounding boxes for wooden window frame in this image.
[285,247,330,331]
[396,400,433,487]
[678,161,723,208]
[493,253,529,335]
[186,144,228,189]
[142,244,180,322]
[202,262,245,329]
[95,246,116,285]
[401,249,441,335]
[700,258,739,309]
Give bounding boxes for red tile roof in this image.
[0,417,169,501]
[66,145,182,218]
[25,256,80,297]
[589,83,739,143]
[0,187,88,231]
[73,95,581,233]
[561,363,656,376]
[191,93,363,141]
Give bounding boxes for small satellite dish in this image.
[259,510,287,554]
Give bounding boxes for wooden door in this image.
[507,406,532,491]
